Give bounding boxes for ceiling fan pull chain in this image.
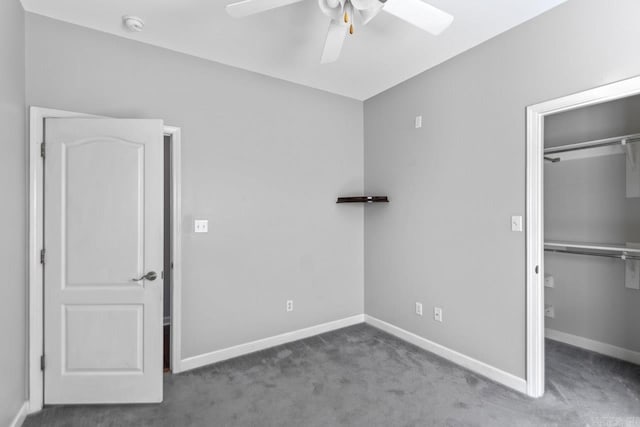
[344,0,354,34]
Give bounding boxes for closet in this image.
[543,94,640,363]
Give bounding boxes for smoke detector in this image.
[123,15,145,32]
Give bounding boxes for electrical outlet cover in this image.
[544,304,555,318]
[544,274,555,288]
[194,219,208,233]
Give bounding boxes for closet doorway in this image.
[526,76,640,398]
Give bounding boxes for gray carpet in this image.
[24,324,640,427]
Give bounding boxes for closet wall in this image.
[545,94,640,354]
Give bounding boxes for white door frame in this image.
[525,75,640,397]
[28,107,184,412]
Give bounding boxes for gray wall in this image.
[25,13,364,360]
[363,0,640,378]
[545,95,640,352]
[0,0,26,424]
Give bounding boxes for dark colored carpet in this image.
[24,324,640,426]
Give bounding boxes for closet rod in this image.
[545,248,640,261]
[544,132,640,155]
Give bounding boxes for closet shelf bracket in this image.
[624,139,637,169]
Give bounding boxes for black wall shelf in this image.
[336,196,389,204]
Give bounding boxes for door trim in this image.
[166,125,184,376]
[28,107,183,411]
[525,75,640,398]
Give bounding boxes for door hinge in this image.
[40,355,45,371]
[40,249,46,265]
[535,265,539,274]
[40,142,46,159]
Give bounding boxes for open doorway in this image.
[541,95,640,410]
[163,126,183,377]
[525,76,640,398]
[163,134,172,372]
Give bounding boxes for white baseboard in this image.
[546,328,640,365]
[364,315,527,394]
[9,402,29,427]
[178,313,528,395]
[180,314,365,372]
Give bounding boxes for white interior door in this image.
[43,118,164,404]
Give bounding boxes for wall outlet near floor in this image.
[544,304,555,318]
[415,302,423,316]
[286,300,294,312]
[434,307,443,322]
[544,274,555,288]
[194,219,208,233]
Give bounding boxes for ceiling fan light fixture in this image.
[318,0,343,22]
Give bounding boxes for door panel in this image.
[64,304,143,372]
[44,118,163,404]
[65,139,144,287]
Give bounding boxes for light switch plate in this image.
[415,115,423,129]
[194,219,208,233]
[511,216,523,232]
[415,302,423,316]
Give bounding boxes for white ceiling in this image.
[21,0,567,100]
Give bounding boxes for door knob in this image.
[132,271,158,282]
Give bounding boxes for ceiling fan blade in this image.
[226,0,306,18]
[382,0,453,35]
[320,19,348,64]
[357,1,384,25]
[350,0,378,10]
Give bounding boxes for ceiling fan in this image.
[225,0,454,64]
